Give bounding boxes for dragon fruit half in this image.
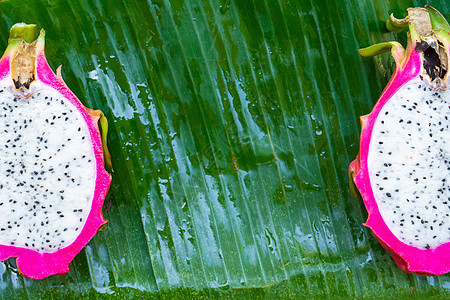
[0,23,112,279]
[349,6,450,275]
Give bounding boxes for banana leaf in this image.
[0,0,449,298]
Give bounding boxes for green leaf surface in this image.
[0,0,449,298]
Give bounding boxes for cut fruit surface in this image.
[350,6,450,275]
[368,78,450,250]
[0,23,111,279]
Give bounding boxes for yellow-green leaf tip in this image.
[9,23,37,44]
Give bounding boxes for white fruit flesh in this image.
[368,78,450,249]
[0,79,96,253]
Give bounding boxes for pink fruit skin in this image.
[350,45,450,275]
[0,48,111,279]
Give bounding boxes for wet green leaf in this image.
[0,0,449,298]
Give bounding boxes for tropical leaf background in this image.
[0,0,449,298]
